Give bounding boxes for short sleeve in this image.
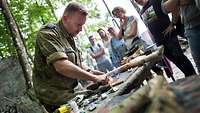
[36,31,68,65]
[129,16,137,23]
[133,15,138,22]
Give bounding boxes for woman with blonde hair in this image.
[112,6,146,52]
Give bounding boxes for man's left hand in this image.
[162,23,175,37]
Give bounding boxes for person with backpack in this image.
[88,35,114,72]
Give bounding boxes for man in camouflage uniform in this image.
[33,2,112,112]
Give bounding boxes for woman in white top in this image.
[112,6,145,51]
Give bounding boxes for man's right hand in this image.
[95,74,113,85]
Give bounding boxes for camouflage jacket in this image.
[33,20,81,106]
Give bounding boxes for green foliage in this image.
[0,10,15,58]
[0,0,108,61]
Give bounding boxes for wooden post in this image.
[1,0,32,90]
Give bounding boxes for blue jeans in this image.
[97,59,114,72]
[185,25,200,73]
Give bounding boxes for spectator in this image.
[112,6,147,52]
[88,35,114,72]
[161,0,200,73]
[107,27,127,67]
[135,0,196,77]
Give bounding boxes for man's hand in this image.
[96,74,113,85]
[90,70,113,85]
[162,23,175,37]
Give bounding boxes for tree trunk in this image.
[1,0,32,90]
[102,0,120,29]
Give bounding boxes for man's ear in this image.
[63,15,68,21]
[63,14,73,22]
